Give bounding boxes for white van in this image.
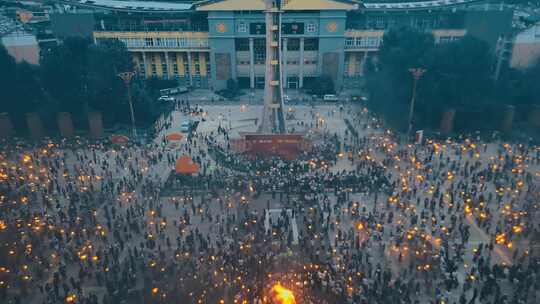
[323,94,339,102]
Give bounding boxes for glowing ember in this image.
[270,284,296,304]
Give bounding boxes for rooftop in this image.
[53,0,486,12]
[363,0,484,11]
[57,0,192,12]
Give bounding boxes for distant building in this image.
[50,10,96,39]
[510,23,540,69]
[51,0,515,90]
[16,8,50,24]
[1,32,40,65]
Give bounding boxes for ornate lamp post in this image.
[407,68,427,140]
[118,71,137,138]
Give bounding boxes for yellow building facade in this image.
[93,31,211,86]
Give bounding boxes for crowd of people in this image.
[0,100,539,304]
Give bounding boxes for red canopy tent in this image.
[175,156,199,175]
[111,135,129,144]
[165,133,184,141]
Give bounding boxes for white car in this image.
[283,95,291,103]
[158,96,175,102]
[323,94,339,102]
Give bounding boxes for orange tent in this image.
[111,135,129,144]
[175,156,199,174]
[166,133,184,141]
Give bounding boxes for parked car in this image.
[282,95,293,103]
[351,95,369,102]
[158,96,175,102]
[323,94,339,102]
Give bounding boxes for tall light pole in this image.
[118,71,137,138]
[407,68,426,140]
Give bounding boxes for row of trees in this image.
[0,37,168,134]
[365,28,540,134]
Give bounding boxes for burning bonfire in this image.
[269,283,296,304]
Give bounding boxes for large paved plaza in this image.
[0,100,539,304]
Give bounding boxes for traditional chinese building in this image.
[51,0,513,89]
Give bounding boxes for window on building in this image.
[355,37,364,47]
[255,52,265,63]
[238,22,247,33]
[194,53,200,75]
[156,38,163,47]
[287,38,300,51]
[151,64,157,75]
[254,38,266,64]
[306,23,316,33]
[376,18,385,29]
[345,38,354,47]
[206,54,211,76]
[235,38,250,51]
[145,37,154,47]
[184,54,190,76]
[304,38,318,51]
[139,63,146,75]
[365,18,375,29]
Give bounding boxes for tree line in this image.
[365,27,540,136]
[0,37,172,135]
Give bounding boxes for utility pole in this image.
[118,71,137,138]
[494,36,510,82]
[407,68,426,140]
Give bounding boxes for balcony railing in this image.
[344,37,382,50]
[344,30,384,50]
[93,31,210,50]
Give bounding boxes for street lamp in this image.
[407,68,427,140]
[118,71,137,138]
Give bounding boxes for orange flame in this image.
[271,284,296,304]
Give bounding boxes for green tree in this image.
[0,45,17,112]
[503,60,540,106]
[40,37,90,116]
[417,36,494,129]
[365,28,434,130]
[85,39,133,125]
[366,28,498,132]
[0,45,43,129]
[305,75,335,96]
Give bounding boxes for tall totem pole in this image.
[259,0,287,134]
